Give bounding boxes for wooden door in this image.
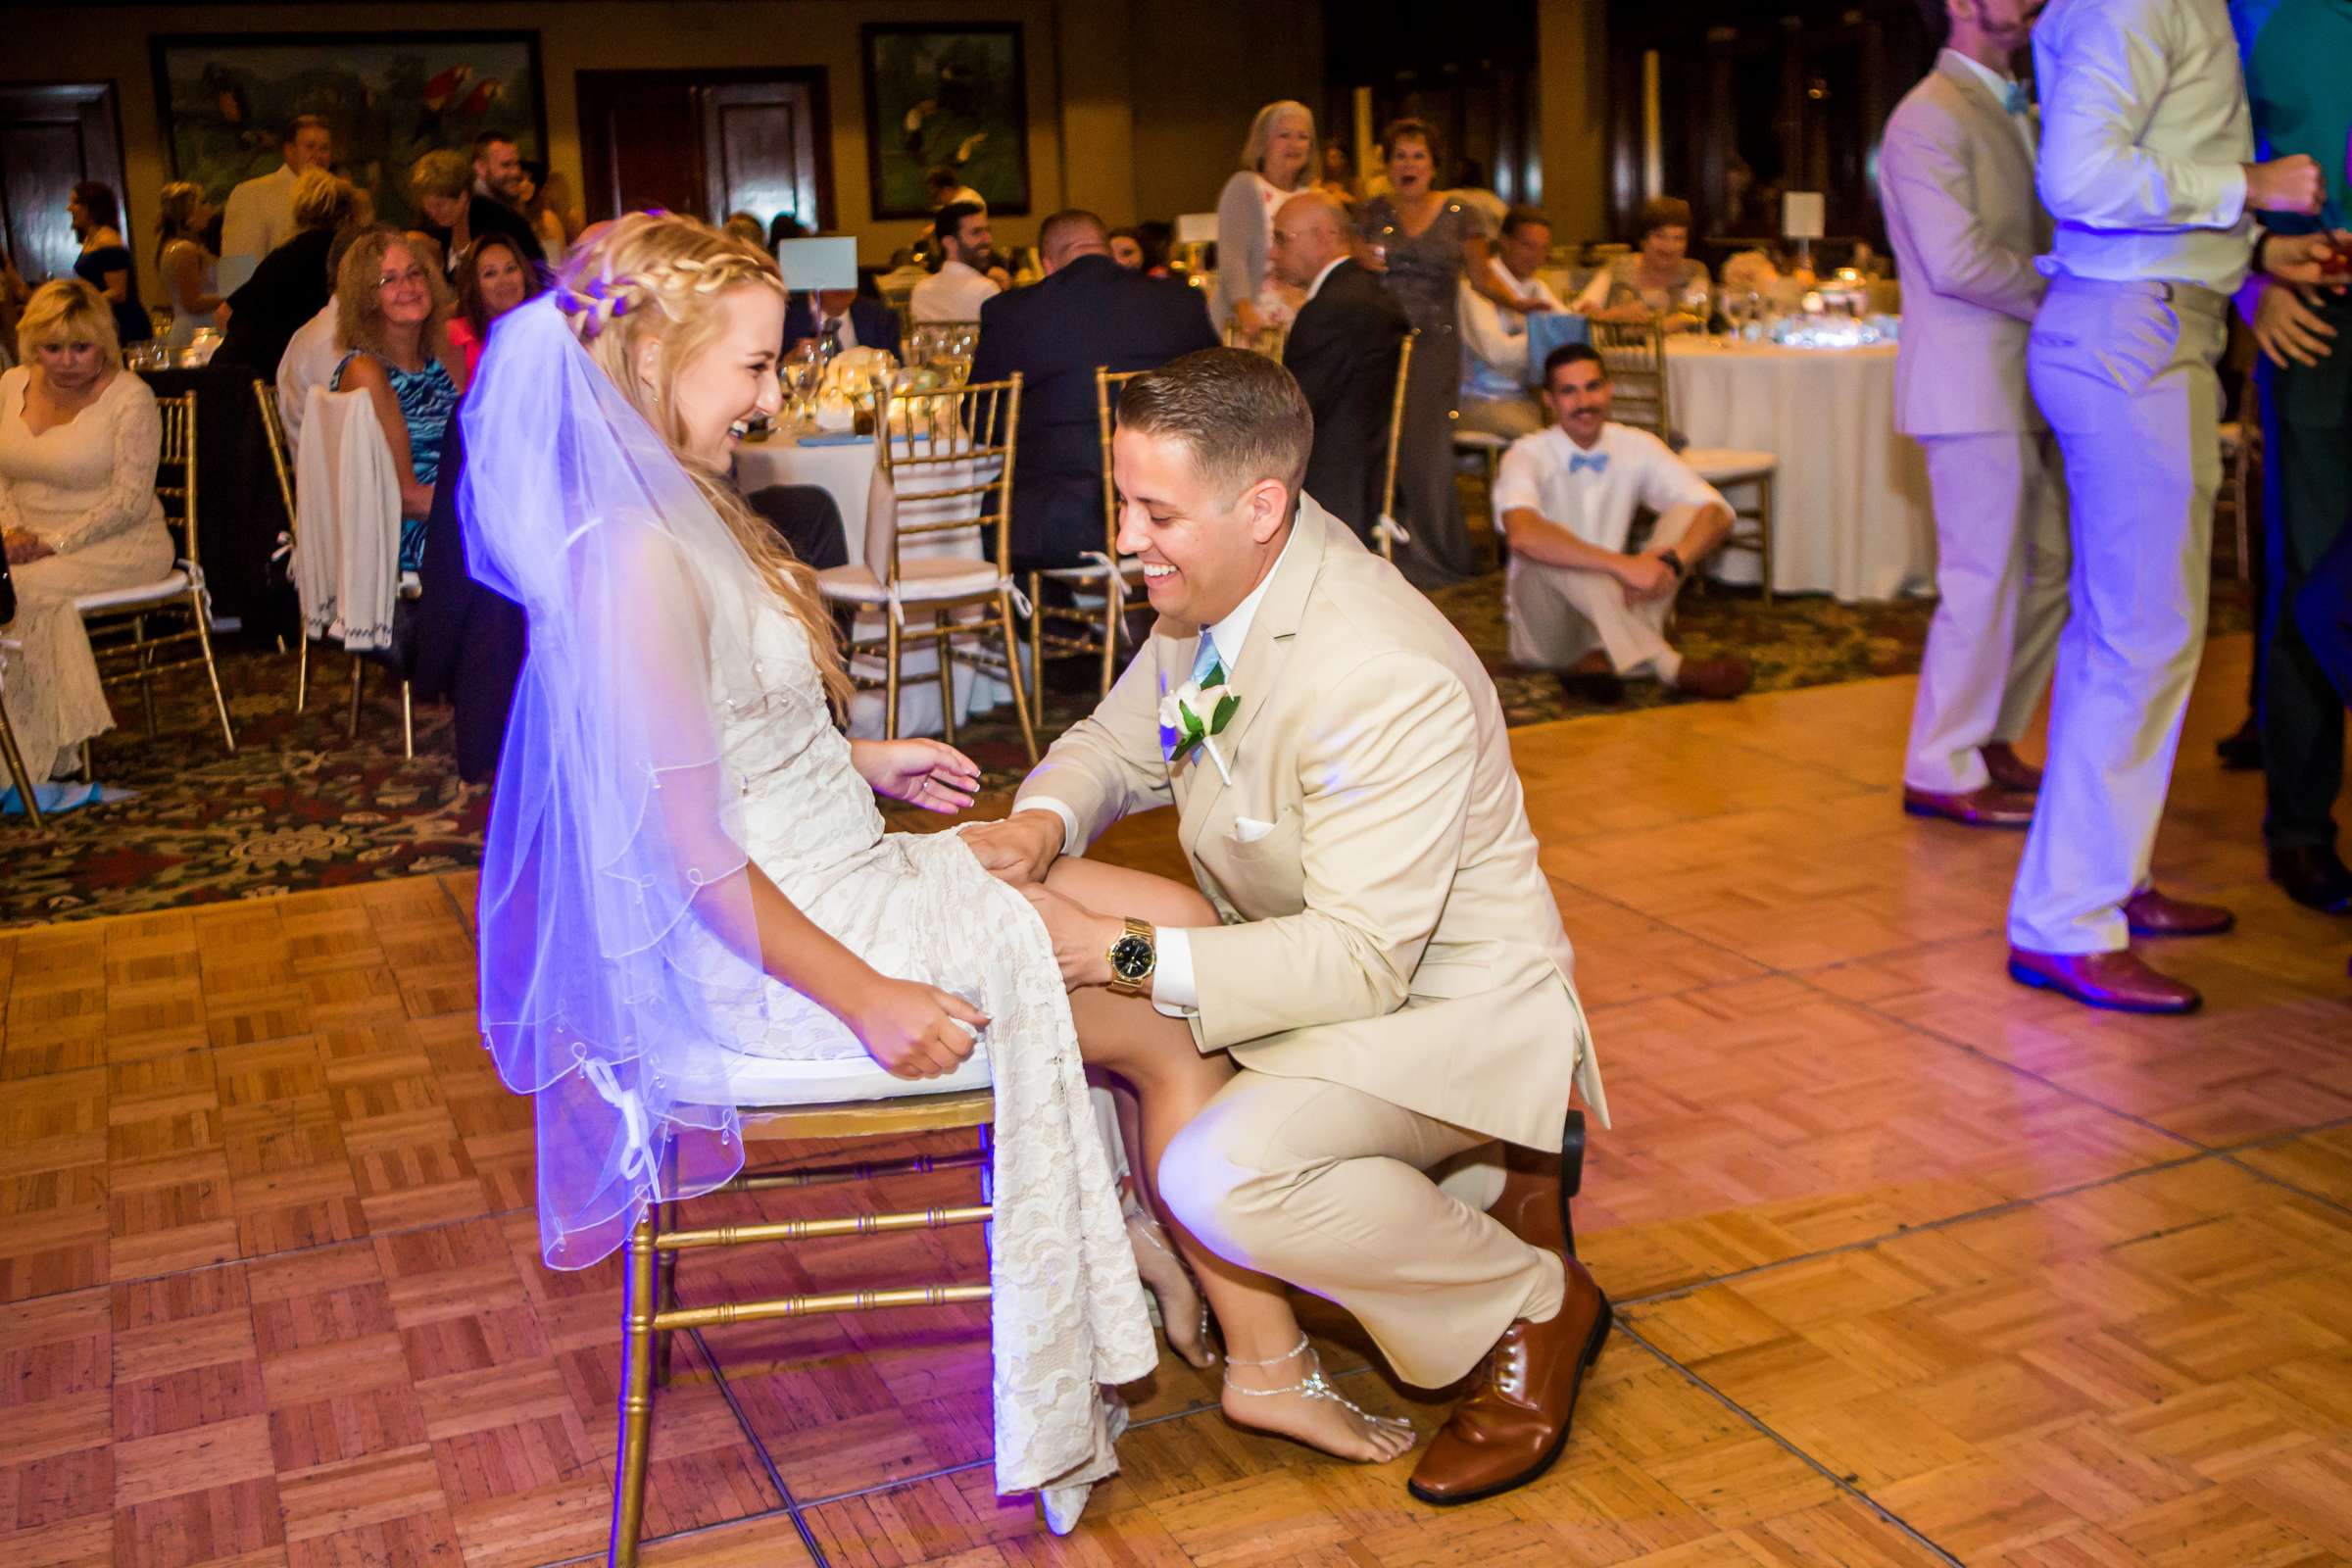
[0,83,127,286]
[577,69,828,233]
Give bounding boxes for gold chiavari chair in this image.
[1374,329,1417,562]
[1221,318,1288,359]
[1588,318,1671,441]
[815,374,1039,761]
[1022,368,1148,725]
[267,380,419,755]
[75,390,236,753]
[0,639,42,829]
[610,1090,996,1567]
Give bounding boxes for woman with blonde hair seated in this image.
[329,227,467,576]
[0,279,172,783]
[155,181,225,351]
[462,212,1414,1536]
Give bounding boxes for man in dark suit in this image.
[783,288,903,361]
[968,209,1217,566]
[1274,192,1409,545]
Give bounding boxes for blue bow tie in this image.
[2005,81,2032,116]
[1570,452,1609,476]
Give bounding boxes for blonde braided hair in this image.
[561,213,852,712]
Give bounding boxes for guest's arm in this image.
[1217,172,1270,329]
[1182,652,1476,1045]
[89,255,131,307]
[166,243,226,318]
[1878,115,2044,322]
[1462,231,1539,314]
[339,356,435,520]
[42,378,164,556]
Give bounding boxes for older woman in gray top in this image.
[1358,119,1549,584]
[1214,100,1319,335]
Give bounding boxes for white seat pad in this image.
[817,556,1006,605]
[74,570,192,613]
[724,1041,993,1107]
[1682,448,1778,482]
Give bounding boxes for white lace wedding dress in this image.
[709,571,1156,1515]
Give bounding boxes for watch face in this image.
[1109,933,1154,982]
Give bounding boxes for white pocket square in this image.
[1231,816,1276,844]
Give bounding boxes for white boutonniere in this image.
[1159,670,1241,786]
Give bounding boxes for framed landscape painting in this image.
[152,32,546,230]
[861,24,1030,220]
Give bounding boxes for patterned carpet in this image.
[0,561,2255,929]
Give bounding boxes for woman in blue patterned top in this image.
[329,228,467,572]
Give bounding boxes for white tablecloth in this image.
[735,432,1015,739]
[1665,339,1935,602]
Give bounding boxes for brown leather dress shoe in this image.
[1903,784,2036,828]
[1408,1259,1611,1505]
[2006,947,2201,1014]
[1674,655,1753,701]
[2122,888,2236,937]
[1981,742,2043,792]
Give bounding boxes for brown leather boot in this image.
[1407,1258,1611,1505]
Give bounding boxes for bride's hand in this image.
[851,738,982,814]
[845,976,988,1079]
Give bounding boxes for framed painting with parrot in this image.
[860,24,1031,220]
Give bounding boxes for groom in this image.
[963,348,1610,1504]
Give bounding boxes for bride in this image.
[459,213,1413,1531]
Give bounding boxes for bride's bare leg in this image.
[1046,857,1416,1464]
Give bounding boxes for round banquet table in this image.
[733,430,1015,740]
[1665,337,1936,602]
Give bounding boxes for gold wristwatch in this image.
[1104,916,1157,997]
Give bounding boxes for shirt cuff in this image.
[2211,162,2249,230]
[1151,926,1199,1018]
[1012,798,1081,857]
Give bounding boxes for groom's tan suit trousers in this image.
[1014,500,1608,1388]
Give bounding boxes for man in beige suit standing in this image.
[965,348,1610,1505]
[1884,0,2071,829]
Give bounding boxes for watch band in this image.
[1658,547,1687,579]
[1105,915,1156,997]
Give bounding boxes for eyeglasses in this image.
[376,268,430,290]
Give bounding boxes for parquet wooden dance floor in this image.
[5,636,2349,1567]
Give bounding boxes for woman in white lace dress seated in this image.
[0,279,172,782]
[461,215,1410,1533]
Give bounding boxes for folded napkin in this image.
[797,430,871,448]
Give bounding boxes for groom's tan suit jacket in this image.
[1014,498,1606,1151]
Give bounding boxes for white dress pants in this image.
[1902,431,2071,794]
[2008,277,2228,955]
[1504,505,1696,683]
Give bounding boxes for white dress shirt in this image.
[1460,261,1569,400]
[275,303,342,460]
[220,164,301,276]
[1014,522,1303,1014]
[910,258,1002,323]
[1945,48,2039,162]
[2032,0,2256,292]
[1490,422,1725,555]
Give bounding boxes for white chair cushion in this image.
[725,1042,993,1107]
[1682,448,1778,483]
[817,556,1006,605]
[74,569,192,613]
[1036,557,1146,583]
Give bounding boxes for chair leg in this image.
[401,681,415,760]
[996,592,1039,763]
[934,609,957,748]
[0,706,43,830]
[193,599,237,754]
[1025,571,1046,731]
[611,1206,661,1568]
[295,636,310,713]
[1098,579,1119,707]
[1757,477,1776,608]
[347,657,366,741]
[652,1246,680,1391]
[883,611,902,742]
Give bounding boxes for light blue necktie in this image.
[2004,80,2031,116]
[1570,453,1609,476]
[1191,628,1222,686]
